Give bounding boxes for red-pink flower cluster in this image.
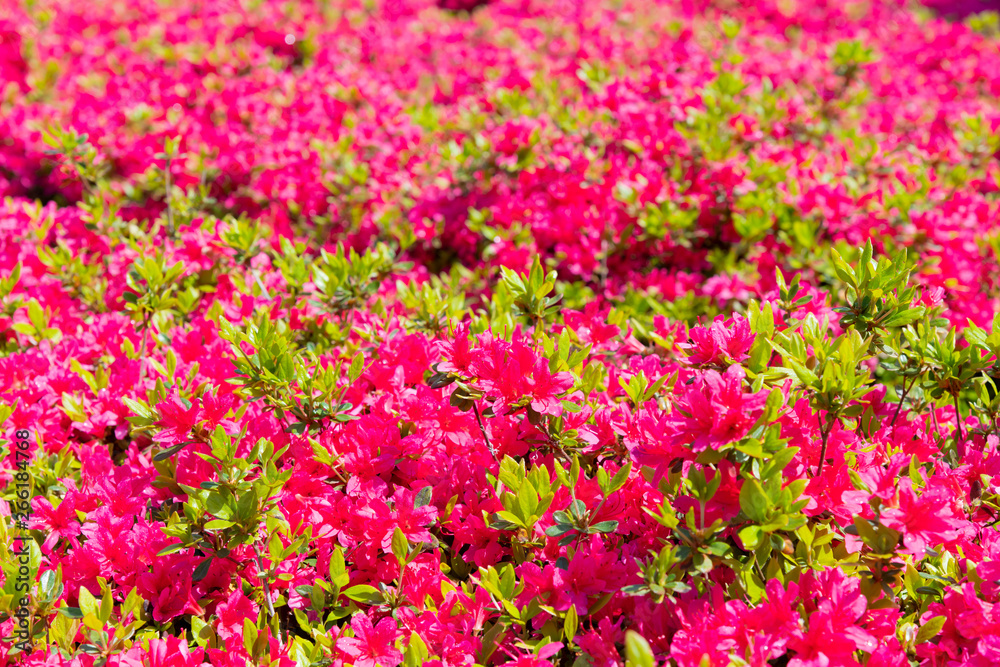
[1,0,1000,665]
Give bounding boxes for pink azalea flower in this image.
[880,478,967,558]
[671,365,769,451]
[152,394,201,445]
[118,636,209,667]
[30,495,81,551]
[336,614,403,667]
[136,556,205,623]
[214,589,258,642]
[679,315,755,366]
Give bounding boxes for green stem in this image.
[165,157,174,238]
[954,393,966,460]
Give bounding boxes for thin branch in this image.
[253,541,276,619]
[252,269,272,301]
[473,401,495,459]
[889,375,916,432]
[816,413,834,477]
[137,315,151,382]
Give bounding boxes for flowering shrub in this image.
[5,0,1000,665]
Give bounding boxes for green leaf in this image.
[853,516,878,547]
[153,442,189,461]
[156,543,185,557]
[545,523,572,537]
[192,557,213,582]
[329,546,349,588]
[883,307,925,328]
[564,604,579,643]
[122,397,156,420]
[348,352,365,383]
[98,586,113,624]
[915,616,947,644]
[606,462,632,496]
[739,478,770,523]
[624,630,655,667]
[784,358,819,386]
[57,607,84,619]
[206,492,233,520]
[243,618,258,655]
[830,249,858,289]
[748,337,773,373]
[738,525,764,550]
[234,487,258,522]
[27,299,45,330]
[310,582,326,612]
[478,620,507,664]
[642,373,671,402]
[342,585,383,604]
[404,631,430,667]
[39,570,58,597]
[391,527,409,564]
[414,486,433,508]
[78,586,99,618]
[589,520,619,534]
[516,483,539,521]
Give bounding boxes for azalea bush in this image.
[4,0,1000,665]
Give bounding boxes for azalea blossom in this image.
[1,0,1000,664]
[336,614,403,667]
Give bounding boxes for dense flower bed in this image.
[4,0,1000,665]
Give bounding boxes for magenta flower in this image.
[670,365,769,451]
[152,394,200,445]
[119,636,209,667]
[880,478,967,558]
[336,614,403,667]
[214,589,258,643]
[30,495,81,551]
[466,335,573,416]
[679,314,755,367]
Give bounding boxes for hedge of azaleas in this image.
[6,0,1000,665]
